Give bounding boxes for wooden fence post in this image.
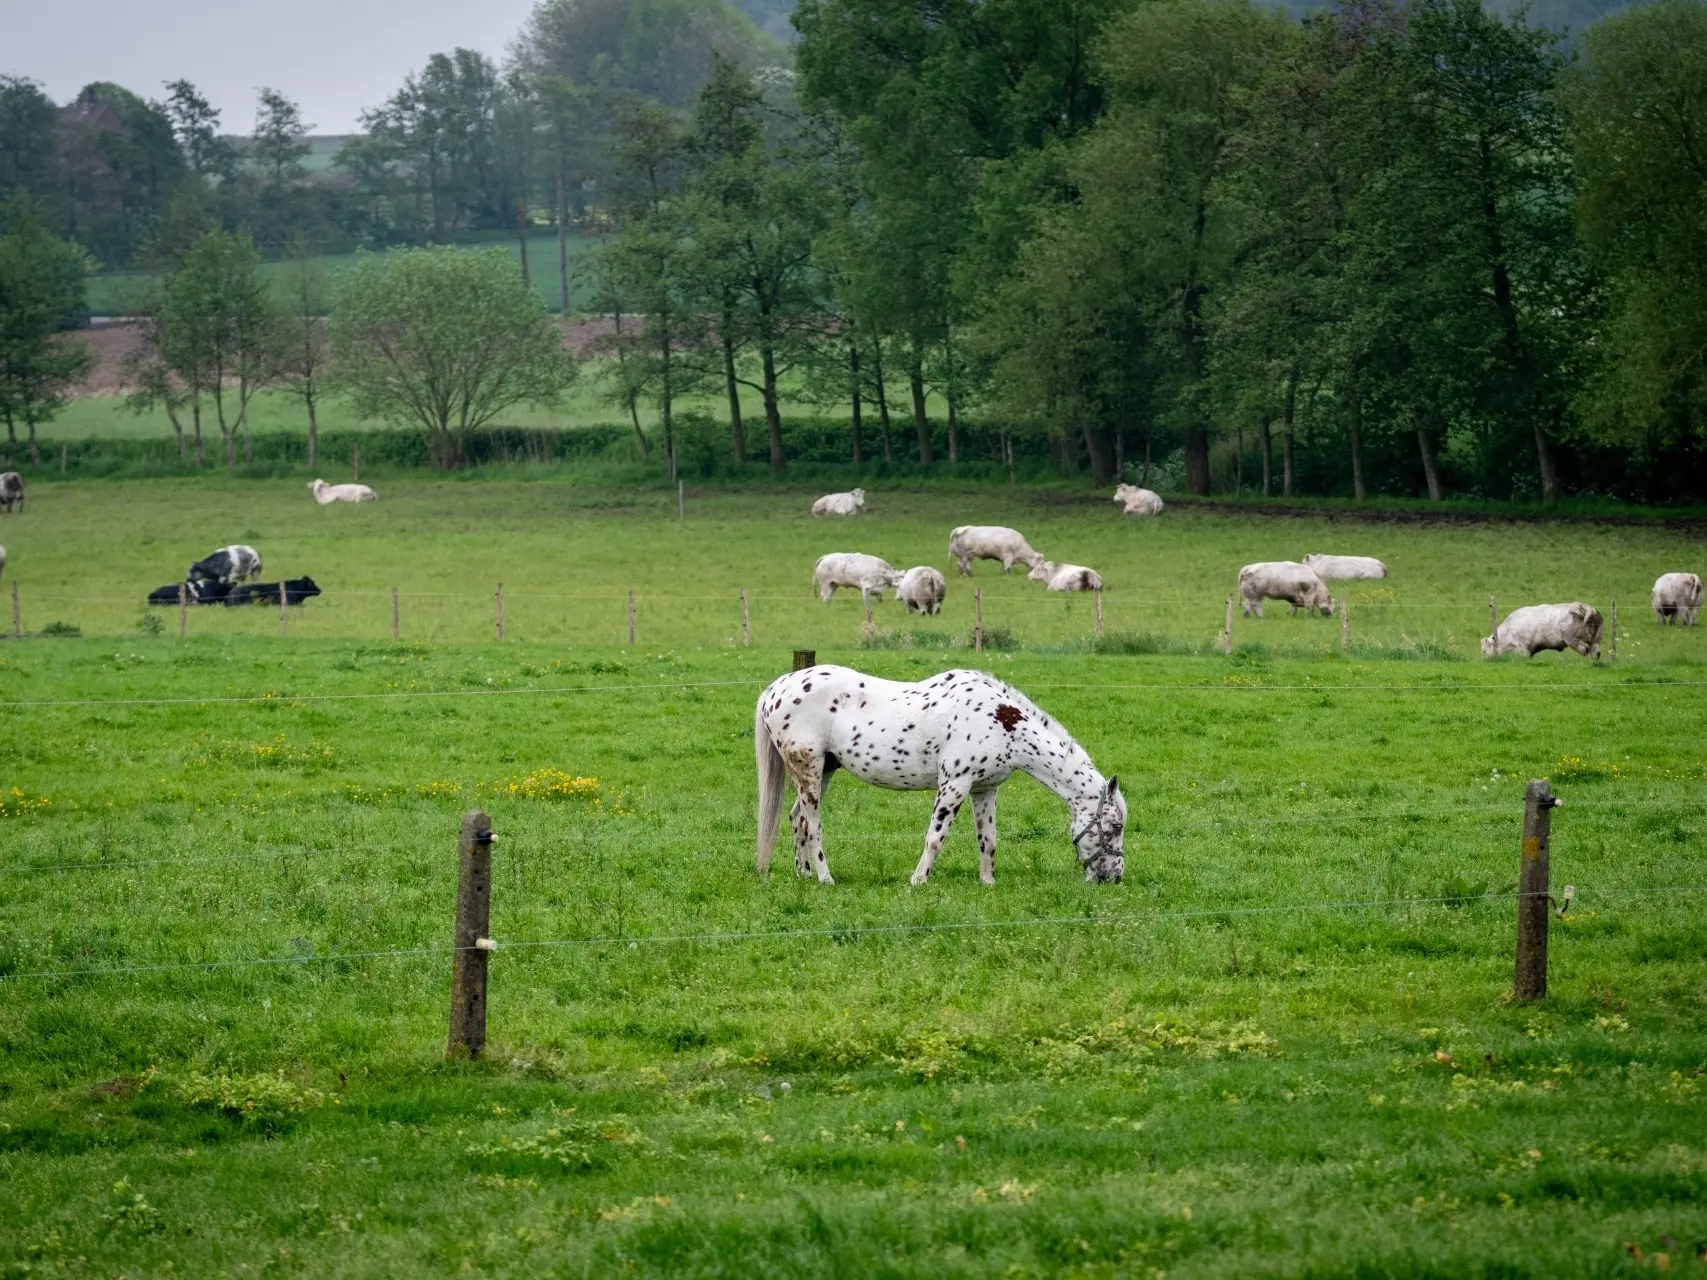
[1514,779,1559,1001]
[1340,598,1349,650]
[447,810,496,1059]
[627,590,636,645]
[12,581,19,639]
[178,582,187,639]
[1223,594,1234,656]
[1095,587,1103,640]
[741,588,750,648]
[279,584,289,637]
[1609,600,1617,661]
[975,587,984,653]
[392,587,400,642]
[1489,593,1497,639]
[496,583,505,642]
[353,442,360,482]
[793,649,816,671]
[863,591,875,641]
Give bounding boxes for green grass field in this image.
[2,479,1704,1276]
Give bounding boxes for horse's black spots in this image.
[793,698,801,705]
[803,684,812,692]
[995,704,1025,732]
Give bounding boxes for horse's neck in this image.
[1017,726,1103,808]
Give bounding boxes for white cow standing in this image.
[894,566,947,615]
[1652,573,1703,626]
[1482,603,1602,659]
[947,526,1044,576]
[1113,484,1164,516]
[813,553,901,605]
[1302,553,1388,581]
[310,479,378,504]
[811,489,867,517]
[1028,560,1104,592]
[1238,562,1335,617]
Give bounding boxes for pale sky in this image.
[1,0,540,134]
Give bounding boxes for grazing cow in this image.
[1113,484,1164,516]
[947,526,1043,577]
[0,472,24,513]
[1482,603,1602,659]
[224,577,322,607]
[813,553,901,605]
[894,565,947,615]
[188,544,262,587]
[309,479,377,504]
[1238,561,1334,617]
[1028,560,1103,592]
[147,579,231,606]
[1303,553,1388,581]
[811,489,867,517]
[755,665,1126,885]
[1652,572,1703,626]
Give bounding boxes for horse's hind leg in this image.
[910,777,971,887]
[788,757,835,885]
[972,788,998,885]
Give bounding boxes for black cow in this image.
[224,577,321,607]
[147,579,231,606]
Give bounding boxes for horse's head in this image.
[1071,776,1126,883]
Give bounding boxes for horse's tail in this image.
[755,697,786,875]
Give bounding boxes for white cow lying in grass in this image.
[1482,603,1602,659]
[1028,560,1103,592]
[813,553,901,605]
[1303,553,1388,581]
[1652,573,1702,626]
[1239,562,1334,617]
[1113,484,1164,516]
[948,526,1043,576]
[811,489,866,517]
[894,566,946,614]
[310,479,378,504]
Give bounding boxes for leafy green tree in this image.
[329,247,577,469]
[168,229,276,469]
[164,80,235,179]
[0,197,92,463]
[1565,0,1707,451]
[277,242,331,468]
[0,78,60,206]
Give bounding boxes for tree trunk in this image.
[1534,412,1559,505]
[660,316,675,483]
[1347,367,1366,502]
[910,357,932,467]
[946,394,959,466]
[848,343,863,465]
[28,422,39,467]
[1282,365,1297,498]
[1259,417,1272,497]
[723,324,744,464]
[1415,410,1441,501]
[240,382,252,466]
[192,396,203,469]
[1114,428,1125,480]
[613,309,649,458]
[1184,426,1209,495]
[762,341,786,475]
[516,198,530,289]
[1235,427,1244,496]
[556,167,570,315]
[307,392,318,469]
[168,403,185,459]
[1082,425,1114,488]
[872,340,892,464]
[1140,431,1153,490]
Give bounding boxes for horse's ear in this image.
[1106,776,1121,798]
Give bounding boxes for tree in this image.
[0,197,92,463]
[277,242,331,467]
[169,229,276,469]
[0,77,60,206]
[164,80,234,178]
[1565,0,1707,451]
[329,246,577,469]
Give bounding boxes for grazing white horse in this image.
[756,665,1126,886]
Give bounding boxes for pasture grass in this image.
[1,479,1705,1276]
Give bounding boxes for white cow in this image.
[1028,560,1103,592]
[1303,553,1388,581]
[1482,603,1602,659]
[894,566,947,615]
[0,472,23,513]
[947,526,1043,576]
[813,553,901,605]
[309,479,378,504]
[1113,484,1164,516]
[1238,562,1334,617]
[811,489,867,517]
[1652,573,1703,626]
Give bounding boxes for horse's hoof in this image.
[909,873,928,887]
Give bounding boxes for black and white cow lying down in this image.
[147,577,320,607]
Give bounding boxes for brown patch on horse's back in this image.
[995,704,1025,732]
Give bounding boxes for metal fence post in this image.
[1515,779,1560,1001]
[448,810,496,1059]
[741,588,750,648]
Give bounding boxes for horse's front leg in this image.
[972,788,998,885]
[910,777,972,886]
